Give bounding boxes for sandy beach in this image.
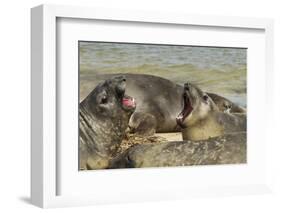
[155,132,182,141]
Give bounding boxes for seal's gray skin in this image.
[129,112,157,136]
[79,76,136,170]
[176,82,247,141]
[81,74,246,135]
[109,132,246,168]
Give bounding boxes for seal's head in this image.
[207,93,246,114]
[79,76,136,170]
[176,82,218,128]
[89,75,136,118]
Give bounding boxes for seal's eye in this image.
[203,95,208,101]
[101,96,108,104]
[223,102,231,109]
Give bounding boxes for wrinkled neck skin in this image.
[182,111,246,141]
[79,100,130,170]
[181,112,224,141]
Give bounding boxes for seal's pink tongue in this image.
[122,97,135,107]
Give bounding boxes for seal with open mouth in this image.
[176,82,246,141]
[80,74,246,136]
[79,76,136,170]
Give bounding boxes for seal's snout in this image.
[176,82,195,129]
[117,75,126,83]
[118,75,126,89]
[184,83,190,91]
[117,76,136,112]
[114,76,127,96]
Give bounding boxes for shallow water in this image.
[80,42,247,107]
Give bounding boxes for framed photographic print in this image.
[31,4,274,208]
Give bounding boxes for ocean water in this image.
[79,42,247,107]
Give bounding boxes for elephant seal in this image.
[109,132,246,168]
[81,74,246,136]
[207,93,246,113]
[176,82,246,141]
[79,76,136,170]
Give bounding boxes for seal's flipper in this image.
[129,112,157,136]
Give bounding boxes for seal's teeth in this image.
[177,115,183,119]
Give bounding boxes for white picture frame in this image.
[31,4,274,208]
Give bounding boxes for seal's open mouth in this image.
[114,75,136,111]
[122,94,136,110]
[176,93,193,128]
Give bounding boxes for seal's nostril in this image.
[184,83,190,90]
